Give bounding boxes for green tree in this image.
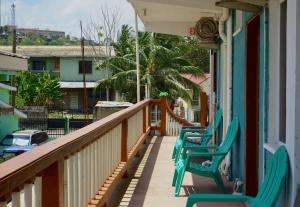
[96,25,208,103]
[16,71,64,106]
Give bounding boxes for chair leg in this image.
[174,144,183,164]
[213,171,226,193]
[172,168,178,187]
[172,138,181,159]
[175,166,186,196]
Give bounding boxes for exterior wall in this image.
[60,58,106,82]
[230,10,267,190]
[0,88,10,104]
[0,115,18,140]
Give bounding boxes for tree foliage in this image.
[96,25,209,103]
[16,71,64,106]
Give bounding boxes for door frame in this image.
[244,14,261,196]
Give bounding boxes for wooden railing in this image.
[0,100,150,207]
[0,98,192,207]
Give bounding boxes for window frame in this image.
[79,60,93,74]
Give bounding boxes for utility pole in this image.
[0,0,2,27]
[11,3,16,53]
[135,12,140,102]
[80,20,88,126]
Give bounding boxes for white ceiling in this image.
[128,0,223,36]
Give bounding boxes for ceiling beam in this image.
[216,0,264,13]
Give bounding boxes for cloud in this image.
[1,0,142,37]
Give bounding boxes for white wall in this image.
[286,0,298,205]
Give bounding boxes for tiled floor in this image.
[118,136,246,207]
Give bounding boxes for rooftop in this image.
[0,46,114,58]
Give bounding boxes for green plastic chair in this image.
[172,109,223,162]
[172,117,239,196]
[186,146,289,207]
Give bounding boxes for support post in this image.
[121,119,128,162]
[143,107,146,133]
[160,97,167,136]
[200,92,209,127]
[42,160,64,207]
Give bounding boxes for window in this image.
[54,58,60,71]
[279,0,287,143]
[31,132,48,145]
[79,61,92,74]
[32,60,46,71]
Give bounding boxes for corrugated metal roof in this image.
[95,101,133,108]
[182,73,211,95]
[59,81,97,89]
[0,50,28,59]
[0,46,114,58]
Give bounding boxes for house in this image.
[1,1,300,207]
[175,73,210,123]
[0,46,114,111]
[128,0,299,206]
[0,50,27,139]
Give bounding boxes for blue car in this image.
[0,130,48,156]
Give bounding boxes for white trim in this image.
[0,83,16,91]
[0,100,27,118]
[263,143,283,154]
[233,27,242,37]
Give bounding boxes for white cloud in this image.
[1,0,142,37]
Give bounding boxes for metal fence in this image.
[19,115,93,138]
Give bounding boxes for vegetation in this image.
[15,71,64,106]
[96,25,209,103]
[0,26,80,46]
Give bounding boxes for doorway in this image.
[245,15,260,196]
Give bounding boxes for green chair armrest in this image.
[187,150,226,158]
[181,128,207,134]
[186,145,219,150]
[186,194,252,207]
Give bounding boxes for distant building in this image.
[0,46,114,111]
[3,25,65,39]
[17,28,65,39]
[0,50,28,139]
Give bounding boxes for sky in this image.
[0,0,142,37]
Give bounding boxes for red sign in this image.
[189,27,196,36]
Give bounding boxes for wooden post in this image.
[143,107,146,133]
[160,96,167,136]
[200,92,209,127]
[148,105,151,129]
[42,160,64,207]
[121,119,128,162]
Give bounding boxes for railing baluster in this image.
[24,183,33,207]
[0,202,7,207]
[12,191,20,207]
[67,157,74,207]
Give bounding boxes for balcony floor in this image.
[118,136,246,207]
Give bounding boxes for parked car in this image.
[0,130,48,156]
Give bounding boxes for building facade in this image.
[0,46,113,111]
[129,0,300,206]
[0,51,27,139]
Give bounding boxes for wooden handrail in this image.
[165,100,194,127]
[0,99,150,199]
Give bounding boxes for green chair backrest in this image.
[210,117,239,172]
[252,146,288,207]
[206,108,223,135]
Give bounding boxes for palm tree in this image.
[96,25,206,103]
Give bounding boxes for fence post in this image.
[64,117,70,135]
[42,160,64,207]
[160,96,167,136]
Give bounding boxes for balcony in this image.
[0,97,240,207]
